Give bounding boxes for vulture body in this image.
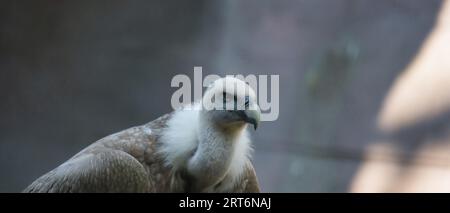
[24,77,261,193]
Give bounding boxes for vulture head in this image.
[201,77,261,131]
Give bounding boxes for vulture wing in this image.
[23,114,172,193]
[23,149,150,193]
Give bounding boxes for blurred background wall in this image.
[1,0,450,192]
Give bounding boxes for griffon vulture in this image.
[24,77,261,193]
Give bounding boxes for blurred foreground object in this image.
[351,0,450,192]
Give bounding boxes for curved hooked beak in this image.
[239,106,261,130]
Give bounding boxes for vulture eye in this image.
[245,96,250,107]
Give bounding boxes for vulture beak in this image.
[242,106,261,130]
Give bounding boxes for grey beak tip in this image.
[238,109,260,131]
[245,118,258,130]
